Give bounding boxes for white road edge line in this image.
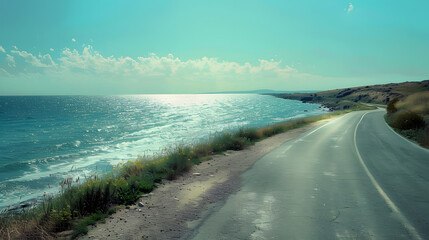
[354,112,423,240]
[302,114,346,138]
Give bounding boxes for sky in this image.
[0,0,428,95]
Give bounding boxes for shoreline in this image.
[0,95,327,213]
[80,116,338,239]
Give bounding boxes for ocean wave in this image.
[0,95,327,208]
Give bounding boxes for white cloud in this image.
[6,54,15,67]
[57,45,297,79]
[72,38,76,42]
[0,46,5,53]
[1,44,303,93]
[347,3,354,13]
[10,50,57,68]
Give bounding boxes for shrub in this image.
[50,205,72,232]
[387,98,400,115]
[117,186,138,205]
[236,128,259,141]
[165,148,192,174]
[211,133,234,153]
[136,176,156,193]
[230,137,250,150]
[392,111,425,130]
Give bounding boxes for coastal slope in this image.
[271,80,429,110]
[189,109,429,239]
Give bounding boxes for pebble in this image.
[192,173,201,176]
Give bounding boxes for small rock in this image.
[138,208,142,212]
[56,230,74,237]
[138,202,144,207]
[174,197,179,201]
[193,173,201,176]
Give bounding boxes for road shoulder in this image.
[80,117,337,239]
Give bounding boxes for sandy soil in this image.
[79,119,332,240]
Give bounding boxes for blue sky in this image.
[0,0,428,94]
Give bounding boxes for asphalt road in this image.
[187,109,429,240]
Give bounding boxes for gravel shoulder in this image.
[80,118,334,240]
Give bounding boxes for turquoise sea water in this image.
[0,94,326,209]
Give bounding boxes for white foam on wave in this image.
[5,105,328,184]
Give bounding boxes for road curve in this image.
[187,109,429,240]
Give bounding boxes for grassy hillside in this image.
[271,80,429,111]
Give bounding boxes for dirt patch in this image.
[80,118,334,240]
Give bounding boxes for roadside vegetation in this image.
[385,91,429,148]
[0,104,375,239]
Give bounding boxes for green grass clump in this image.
[236,128,259,141]
[72,211,108,238]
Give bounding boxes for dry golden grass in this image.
[0,218,55,240]
[386,91,429,148]
[396,91,429,116]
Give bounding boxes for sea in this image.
[0,94,326,210]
